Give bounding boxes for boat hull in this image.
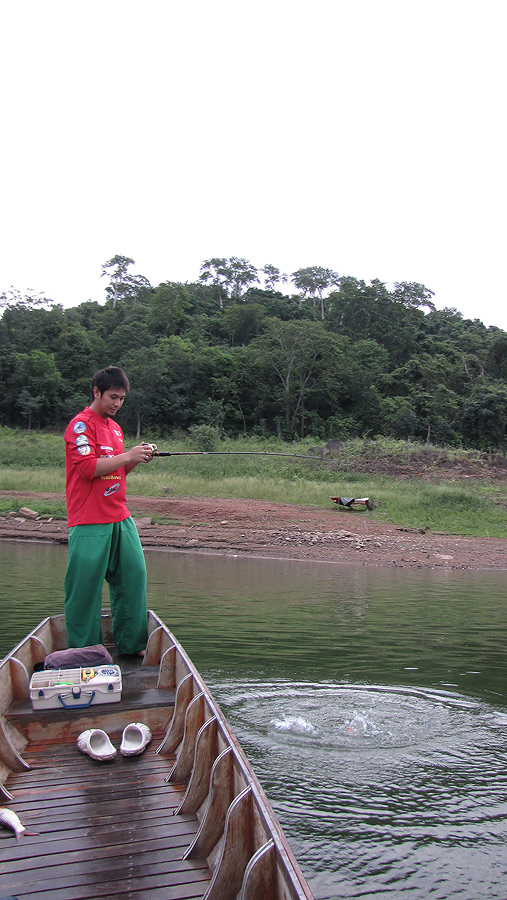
[0,610,314,900]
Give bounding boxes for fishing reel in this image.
[140,442,159,457]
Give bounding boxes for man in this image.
[64,366,153,654]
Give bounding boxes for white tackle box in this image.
[29,665,122,710]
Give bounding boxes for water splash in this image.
[343,709,386,738]
[208,676,507,899]
[270,713,319,736]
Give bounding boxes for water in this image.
[1,541,507,899]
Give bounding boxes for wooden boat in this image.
[0,610,315,900]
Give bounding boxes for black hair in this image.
[90,366,130,401]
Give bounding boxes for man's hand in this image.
[126,444,154,467]
[94,442,155,478]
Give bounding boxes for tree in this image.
[194,345,241,432]
[154,335,201,427]
[148,282,192,336]
[17,389,43,431]
[391,282,435,312]
[105,316,155,363]
[0,286,54,312]
[199,257,258,306]
[323,338,390,438]
[250,319,341,437]
[2,254,507,444]
[7,350,63,428]
[382,397,419,439]
[291,266,340,319]
[53,324,105,396]
[220,303,265,346]
[227,257,259,298]
[461,384,507,449]
[422,307,466,342]
[243,288,315,322]
[262,264,288,292]
[326,277,427,364]
[487,334,507,378]
[0,294,61,349]
[417,385,461,444]
[118,347,168,439]
[101,255,151,308]
[326,277,393,335]
[198,258,230,309]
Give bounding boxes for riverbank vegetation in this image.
[2,255,505,537]
[1,255,507,449]
[1,428,506,538]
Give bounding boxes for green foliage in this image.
[1,259,506,449]
[461,384,507,449]
[1,429,506,537]
[187,424,220,451]
[148,282,193,336]
[291,265,340,319]
[199,257,259,303]
[101,255,152,308]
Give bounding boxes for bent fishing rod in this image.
[142,443,334,462]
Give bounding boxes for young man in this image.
[64,366,153,654]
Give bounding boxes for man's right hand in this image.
[127,444,154,466]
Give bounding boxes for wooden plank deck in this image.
[0,731,212,900]
[0,616,316,900]
[0,650,213,900]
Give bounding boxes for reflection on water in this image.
[1,541,507,899]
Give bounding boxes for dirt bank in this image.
[1,491,506,570]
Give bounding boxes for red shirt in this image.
[64,407,130,527]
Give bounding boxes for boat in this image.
[0,609,315,900]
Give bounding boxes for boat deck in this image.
[0,657,212,900]
[0,614,316,900]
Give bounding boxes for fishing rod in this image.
[142,443,333,462]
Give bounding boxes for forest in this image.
[1,255,507,450]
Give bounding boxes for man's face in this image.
[93,386,126,418]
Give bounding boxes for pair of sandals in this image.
[77,723,152,761]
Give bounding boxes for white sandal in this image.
[77,729,117,761]
[120,723,152,756]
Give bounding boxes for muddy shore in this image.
[1,491,506,570]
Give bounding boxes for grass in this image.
[0,427,506,538]
[0,428,64,468]
[0,496,68,518]
[362,481,506,537]
[0,468,65,493]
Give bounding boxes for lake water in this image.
[1,540,507,900]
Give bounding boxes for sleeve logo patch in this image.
[73,421,87,434]
[75,435,89,446]
[77,445,91,455]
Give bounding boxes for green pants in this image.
[64,517,148,655]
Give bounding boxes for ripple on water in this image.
[207,676,507,900]
[214,679,482,751]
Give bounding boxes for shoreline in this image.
[1,491,507,570]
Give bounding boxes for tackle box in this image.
[29,665,122,710]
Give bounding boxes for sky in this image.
[1,1,506,330]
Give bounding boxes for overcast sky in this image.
[1,1,506,330]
